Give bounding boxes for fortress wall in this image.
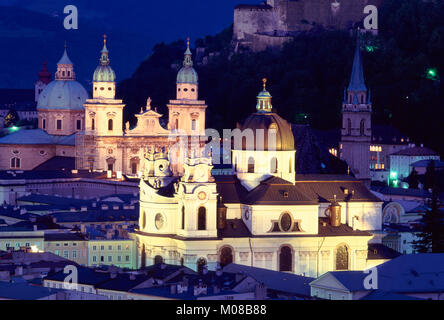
[234,7,276,40]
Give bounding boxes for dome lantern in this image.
[256,78,273,113]
[55,43,75,81]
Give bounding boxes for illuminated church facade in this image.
[133,60,383,277]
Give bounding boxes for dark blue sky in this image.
[0,0,260,88]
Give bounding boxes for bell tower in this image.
[340,32,372,187]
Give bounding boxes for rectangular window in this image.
[25,243,30,247]
[63,251,69,258]
[92,256,97,262]
[100,245,105,251]
[56,119,62,130]
[42,119,46,129]
[117,245,122,251]
[108,256,112,262]
[55,250,60,256]
[72,250,77,258]
[76,119,81,130]
[64,243,69,246]
[108,245,112,251]
[117,256,121,262]
[125,255,130,262]
[93,245,97,251]
[100,256,104,262]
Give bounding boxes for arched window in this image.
[91,118,95,130]
[181,206,185,229]
[108,119,113,131]
[175,119,179,130]
[219,246,233,267]
[76,119,82,130]
[197,257,207,274]
[10,157,21,169]
[271,157,278,173]
[130,157,139,175]
[360,119,365,136]
[279,246,293,272]
[198,207,206,230]
[335,245,349,270]
[42,119,46,129]
[347,119,352,135]
[191,119,197,131]
[154,255,163,265]
[248,157,255,173]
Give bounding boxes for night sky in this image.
[0,0,259,88]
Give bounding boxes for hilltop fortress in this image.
[233,0,382,51]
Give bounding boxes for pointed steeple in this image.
[256,78,273,113]
[100,34,110,66]
[58,42,73,65]
[55,43,75,80]
[348,31,367,92]
[38,61,51,84]
[183,37,193,67]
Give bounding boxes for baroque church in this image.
[133,37,383,277]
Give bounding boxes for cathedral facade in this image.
[75,38,206,177]
[133,76,382,278]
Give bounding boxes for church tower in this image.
[340,33,372,186]
[167,39,207,137]
[35,61,51,103]
[80,36,125,173]
[84,36,124,138]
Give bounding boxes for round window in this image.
[280,213,292,232]
[155,213,164,230]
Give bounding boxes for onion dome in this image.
[38,61,52,84]
[236,79,295,151]
[93,35,116,82]
[176,38,198,84]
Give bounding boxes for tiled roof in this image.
[244,177,317,205]
[44,232,87,242]
[0,282,60,300]
[44,266,110,286]
[33,156,75,171]
[391,146,438,156]
[318,218,372,237]
[367,243,401,260]
[223,263,314,297]
[0,129,77,146]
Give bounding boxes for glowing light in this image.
[426,68,439,81]
[10,126,19,132]
[390,171,397,179]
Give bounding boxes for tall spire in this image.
[38,61,51,84]
[93,35,116,83]
[348,30,367,92]
[183,37,193,67]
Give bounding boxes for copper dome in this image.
[235,112,295,151]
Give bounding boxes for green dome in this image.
[93,65,116,82]
[93,37,116,82]
[177,66,198,84]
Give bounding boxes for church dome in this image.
[93,65,116,82]
[176,39,198,84]
[177,66,198,84]
[93,37,116,82]
[37,80,88,111]
[236,112,295,151]
[235,79,294,151]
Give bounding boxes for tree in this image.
[412,162,444,253]
[4,109,18,127]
